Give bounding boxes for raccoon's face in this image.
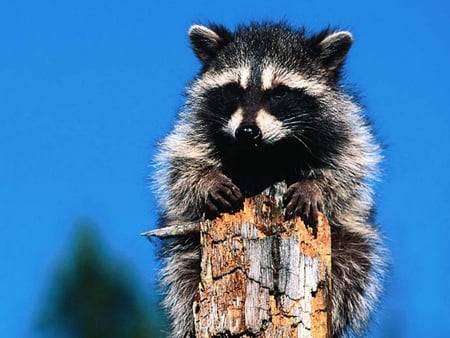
[188,23,353,153]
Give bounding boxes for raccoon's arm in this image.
[167,157,243,220]
[284,165,369,227]
[157,131,244,222]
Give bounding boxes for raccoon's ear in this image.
[317,31,353,70]
[188,24,232,64]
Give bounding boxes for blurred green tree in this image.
[37,221,165,338]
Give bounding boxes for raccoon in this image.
[154,22,385,338]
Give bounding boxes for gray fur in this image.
[153,22,385,338]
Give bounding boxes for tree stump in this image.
[193,182,332,338]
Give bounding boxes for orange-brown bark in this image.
[193,183,332,338]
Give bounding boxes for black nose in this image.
[235,124,262,146]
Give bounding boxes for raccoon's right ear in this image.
[316,30,353,71]
[188,24,233,64]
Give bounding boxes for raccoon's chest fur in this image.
[220,149,288,197]
[217,141,313,197]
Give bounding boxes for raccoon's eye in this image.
[270,85,291,101]
[220,82,244,103]
[206,82,243,117]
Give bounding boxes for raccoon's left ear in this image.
[188,24,232,64]
[317,31,353,70]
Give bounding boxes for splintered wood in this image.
[193,183,332,338]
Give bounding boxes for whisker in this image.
[291,134,313,155]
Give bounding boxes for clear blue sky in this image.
[1,1,449,337]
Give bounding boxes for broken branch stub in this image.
[193,182,332,338]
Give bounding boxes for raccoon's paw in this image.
[283,180,324,228]
[204,174,244,219]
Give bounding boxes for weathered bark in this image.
[193,182,332,338]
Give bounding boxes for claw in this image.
[283,180,323,229]
[204,173,243,218]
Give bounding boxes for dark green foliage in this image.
[37,222,165,338]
